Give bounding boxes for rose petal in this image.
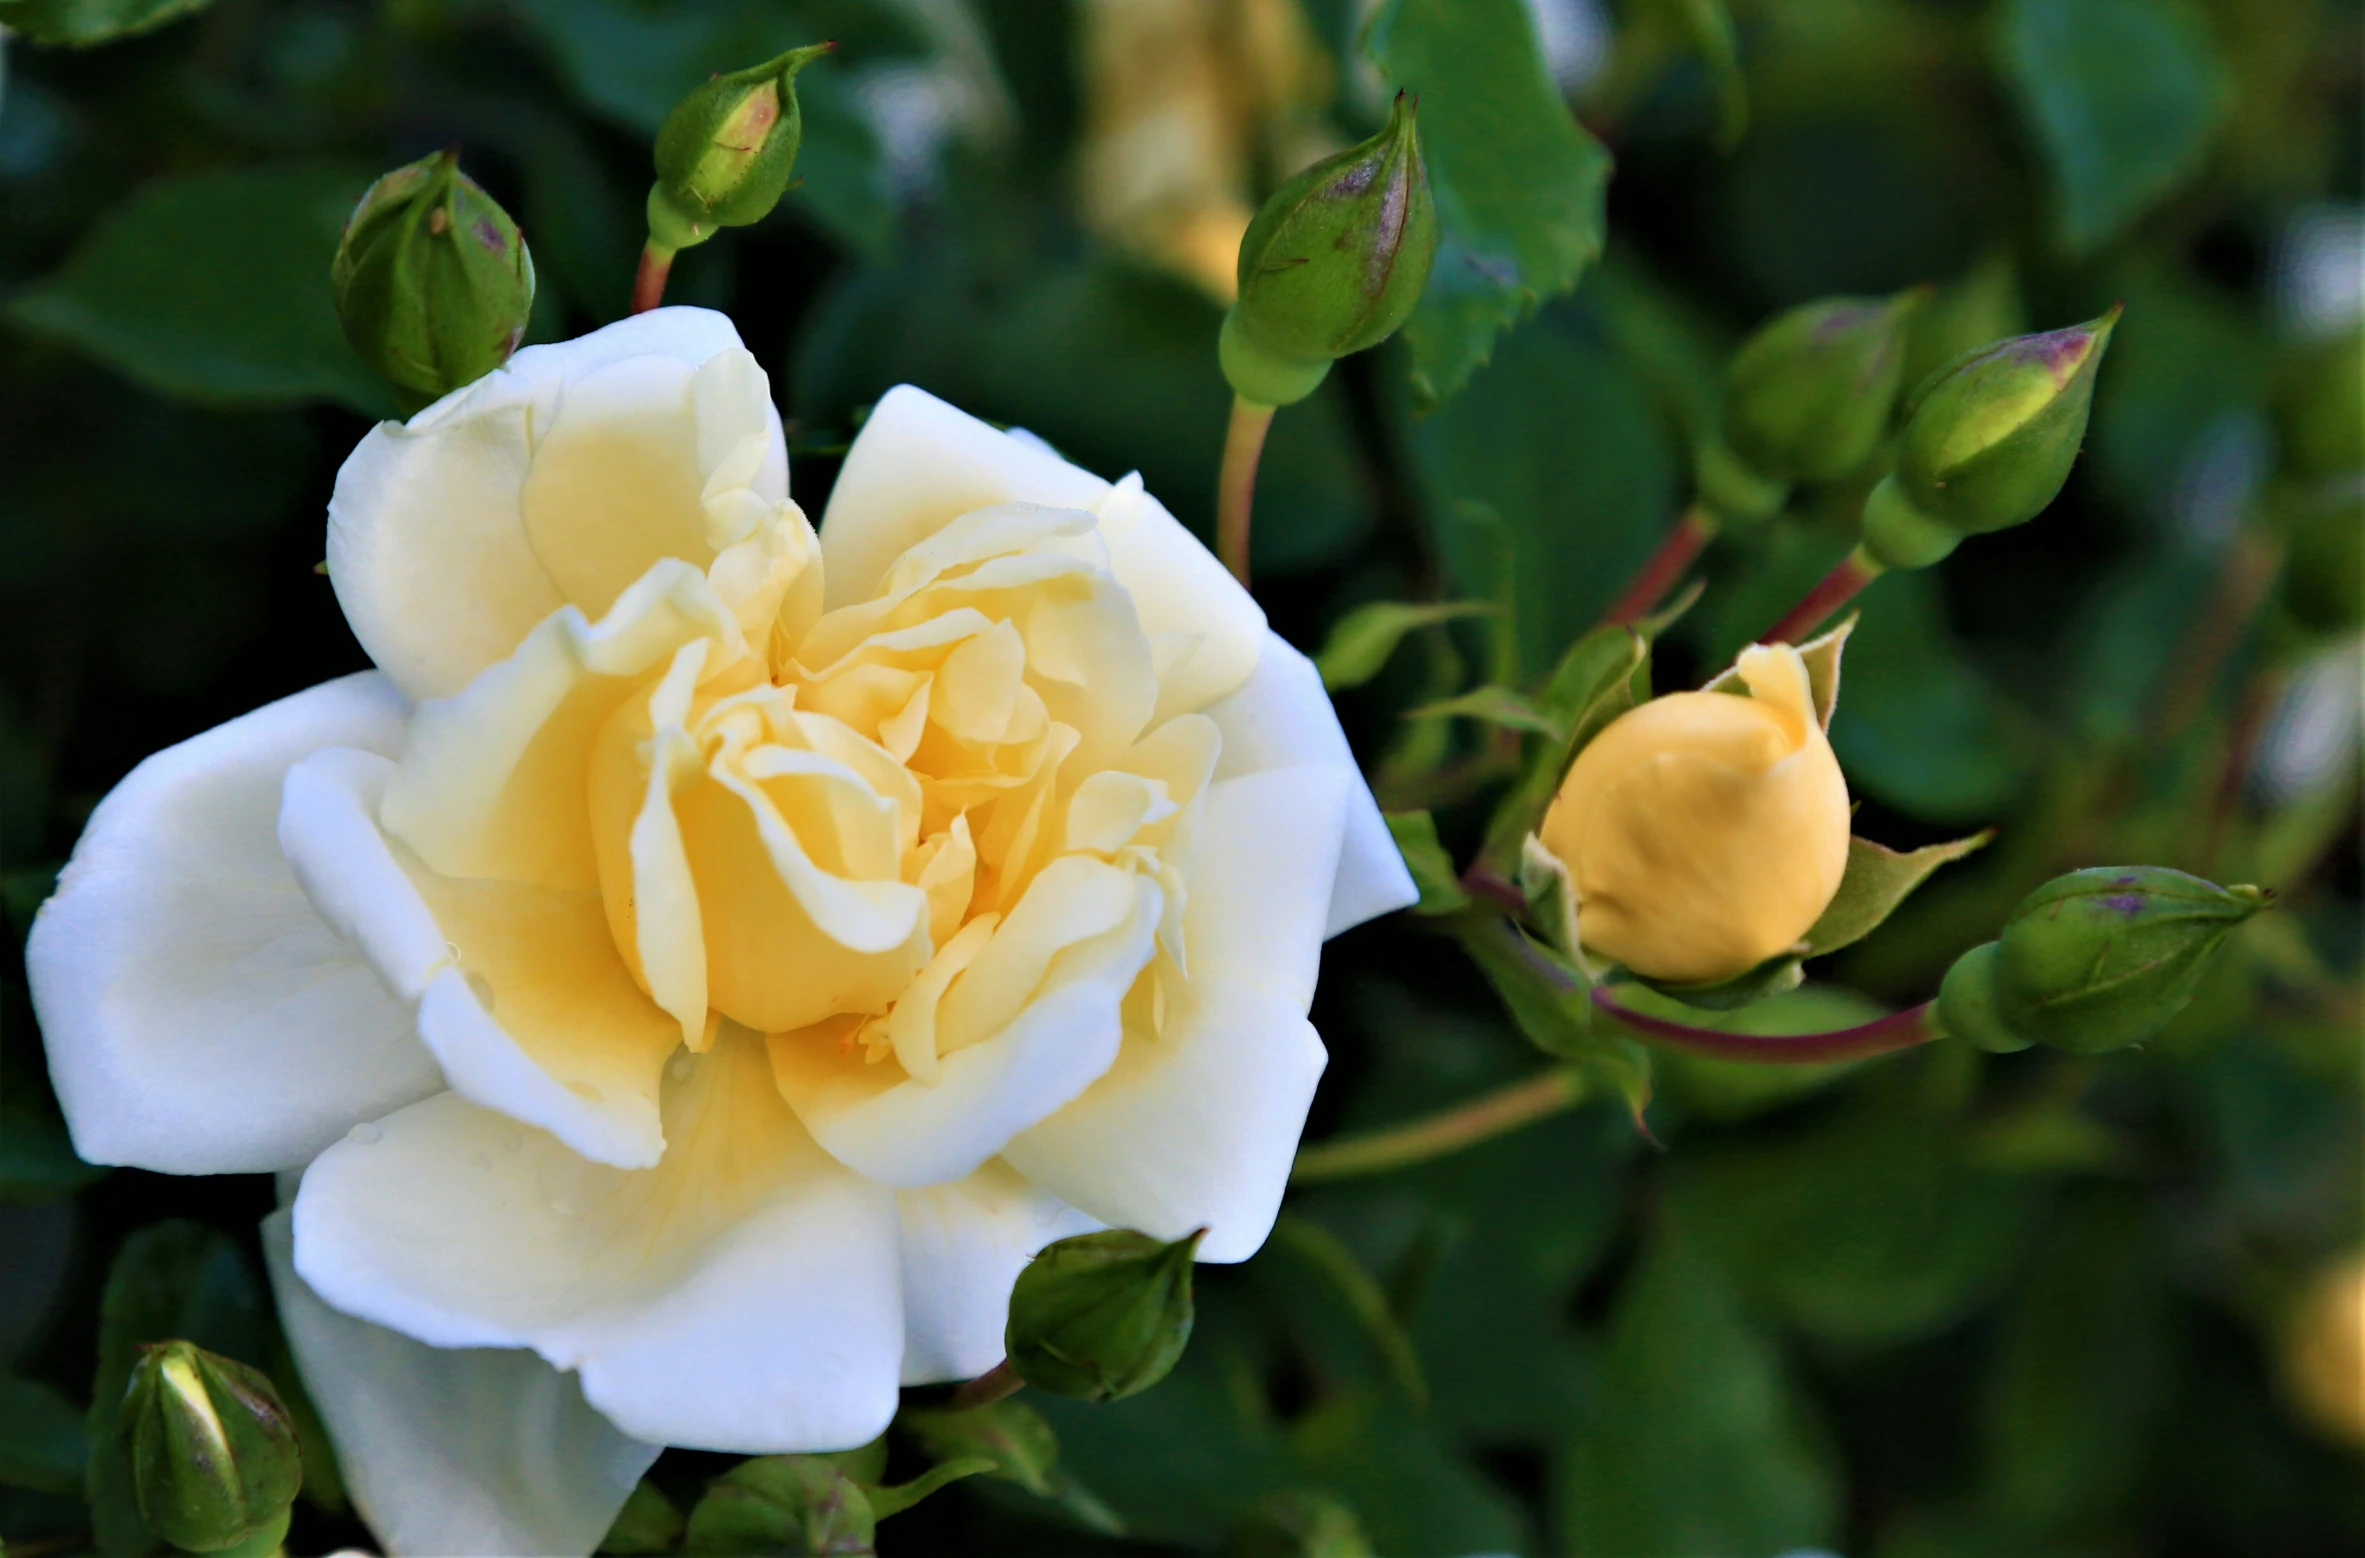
[819,386,1264,714]
[262,1209,658,1558]
[770,860,1160,1188]
[292,1032,904,1454]
[1203,631,1418,938]
[28,674,442,1175]
[1180,766,1353,1014]
[330,308,785,702]
[281,748,677,1169]
[1001,975,1324,1264]
[894,1161,1098,1385]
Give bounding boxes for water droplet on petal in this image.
[349,1122,382,1145]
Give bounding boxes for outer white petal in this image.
[28,674,441,1175]
[1001,976,1324,1264]
[280,748,675,1170]
[330,308,781,701]
[819,386,1265,712]
[770,868,1160,1189]
[1204,631,1418,937]
[262,1210,657,1558]
[894,1162,1098,1386]
[292,1033,905,1454]
[1184,767,1353,1014]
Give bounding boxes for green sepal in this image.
[1450,913,1653,1121]
[1405,684,1564,738]
[1383,811,1468,915]
[1314,599,1494,691]
[1702,612,1854,729]
[899,1397,1125,1535]
[863,1457,994,1521]
[1476,623,1648,875]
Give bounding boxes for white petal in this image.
[770,865,1159,1189]
[292,1033,904,1454]
[1185,767,1353,1014]
[1204,632,1418,937]
[1002,977,1325,1264]
[262,1210,658,1558]
[330,309,782,702]
[281,748,675,1169]
[818,387,1265,713]
[894,1162,1098,1386]
[27,674,441,1175]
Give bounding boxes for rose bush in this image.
[27,308,1412,1554]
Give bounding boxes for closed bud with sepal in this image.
[332,149,535,413]
[1220,92,1437,407]
[1720,288,1927,484]
[647,43,833,255]
[1005,1228,1201,1401]
[1938,866,2268,1055]
[119,1341,302,1553]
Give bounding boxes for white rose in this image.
[28,308,1413,1556]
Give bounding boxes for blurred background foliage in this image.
[1,0,2360,1554]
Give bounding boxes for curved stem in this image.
[1600,504,1718,627]
[1763,543,1884,644]
[629,242,675,316]
[1292,1066,1589,1182]
[946,1359,1022,1412]
[1216,396,1277,587]
[1592,986,1938,1064]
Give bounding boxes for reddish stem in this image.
[629,243,674,316]
[1601,505,1717,627]
[1762,546,1883,644]
[1592,987,1939,1064]
[946,1360,1023,1412]
[1216,397,1276,588]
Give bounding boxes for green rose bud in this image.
[647,43,833,256]
[684,1455,875,1556]
[1220,92,1438,408]
[1005,1228,1202,1401]
[1720,288,1927,484]
[119,1341,302,1553]
[1228,1490,1376,1557]
[332,149,535,414]
[1938,867,2269,1056]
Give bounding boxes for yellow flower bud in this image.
[1537,644,1850,986]
[2283,1251,2365,1447]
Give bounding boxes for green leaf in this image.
[864,1457,994,1521]
[1288,1392,1531,1556]
[1382,812,1468,916]
[1998,0,2231,255]
[5,164,397,416]
[0,0,212,47]
[1366,0,1613,406]
[1562,1216,1838,1558]
[1315,600,1493,691]
[1805,830,1996,956]
[1450,917,1652,1119]
[598,1478,683,1554]
[1404,684,1563,738]
[1477,625,1647,874]
[0,1093,105,1202]
[0,1374,86,1495]
[1258,1217,1430,1409]
[87,1221,272,1558]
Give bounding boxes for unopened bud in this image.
[332,149,535,413]
[647,43,833,255]
[120,1341,301,1552]
[684,1455,875,1556]
[1220,93,1438,407]
[1939,866,2267,1055]
[1720,288,1926,484]
[1228,1490,1375,1557]
[1006,1228,1201,1401]
[1862,308,2119,568]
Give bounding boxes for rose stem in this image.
[1592,986,1940,1064]
[946,1359,1023,1412]
[629,242,675,315]
[1216,395,1277,587]
[1599,503,1718,627]
[1291,1067,1590,1182]
[1761,543,1885,644]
